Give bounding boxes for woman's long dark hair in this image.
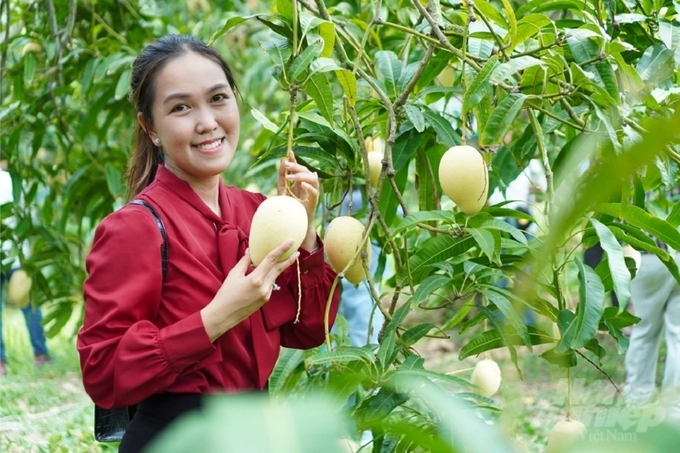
[126,35,238,199]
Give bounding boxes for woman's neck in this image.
[189,177,221,217]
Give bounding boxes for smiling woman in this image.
[138,54,241,208]
[76,35,340,453]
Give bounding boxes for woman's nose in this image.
[196,109,218,133]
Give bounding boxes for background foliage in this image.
[2,0,680,451]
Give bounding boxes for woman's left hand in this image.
[277,152,319,251]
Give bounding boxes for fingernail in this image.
[286,239,294,246]
[285,174,295,180]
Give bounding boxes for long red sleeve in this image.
[77,166,340,409]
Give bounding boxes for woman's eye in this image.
[172,104,188,112]
[212,93,227,102]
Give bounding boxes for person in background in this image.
[76,35,340,453]
[622,190,680,425]
[0,161,51,376]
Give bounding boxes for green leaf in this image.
[481,289,532,349]
[208,15,255,45]
[104,164,123,199]
[601,306,639,330]
[480,219,528,245]
[593,203,680,251]
[590,218,631,309]
[257,16,293,39]
[422,108,461,148]
[636,44,675,83]
[303,72,334,126]
[80,58,98,95]
[540,346,577,367]
[512,14,553,52]
[601,307,639,355]
[459,326,554,358]
[413,275,452,304]
[305,347,375,366]
[309,57,340,74]
[479,94,525,146]
[555,259,605,353]
[402,104,425,132]
[477,305,521,377]
[317,21,335,58]
[375,50,402,96]
[334,69,357,107]
[291,145,339,174]
[566,35,619,102]
[392,209,455,236]
[566,34,599,64]
[667,201,680,228]
[398,236,476,286]
[392,129,423,172]
[356,387,409,424]
[399,323,435,348]
[614,13,648,24]
[391,368,472,388]
[23,52,36,85]
[274,0,294,21]
[490,56,545,84]
[385,300,412,336]
[416,150,437,213]
[517,0,592,16]
[499,0,518,46]
[658,19,680,67]
[261,39,293,69]
[114,68,131,101]
[378,161,408,228]
[594,105,622,154]
[466,227,499,265]
[463,55,498,114]
[441,302,474,331]
[467,37,495,59]
[269,348,304,392]
[289,40,323,82]
[251,107,279,133]
[377,329,397,371]
[473,0,507,31]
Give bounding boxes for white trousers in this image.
[623,252,680,420]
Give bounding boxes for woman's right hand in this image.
[200,239,299,342]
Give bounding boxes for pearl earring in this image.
[154,138,161,145]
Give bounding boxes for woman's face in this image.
[142,51,240,186]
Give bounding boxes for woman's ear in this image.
[137,112,158,143]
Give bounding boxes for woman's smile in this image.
[194,137,225,153]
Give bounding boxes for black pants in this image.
[118,393,203,453]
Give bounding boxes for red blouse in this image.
[77,166,340,409]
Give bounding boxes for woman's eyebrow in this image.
[163,83,230,105]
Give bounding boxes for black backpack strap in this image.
[92,199,169,443]
[129,199,169,279]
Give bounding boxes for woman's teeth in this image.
[196,139,222,150]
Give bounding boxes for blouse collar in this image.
[154,165,229,225]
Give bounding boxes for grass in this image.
[0,306,115,453]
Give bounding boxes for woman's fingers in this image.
[253,239,298,277]
[235,248,252,273]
